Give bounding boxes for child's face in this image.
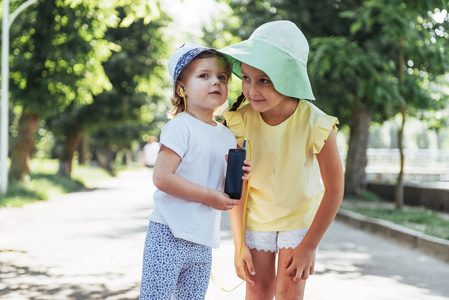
[178,57,229,114]
[241,63,292,114]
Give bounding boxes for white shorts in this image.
[246,227,309,253]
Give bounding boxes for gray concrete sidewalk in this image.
[0,168,448,300]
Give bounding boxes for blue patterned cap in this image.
[168,43,212,93]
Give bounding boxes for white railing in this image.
[341,148,449,184]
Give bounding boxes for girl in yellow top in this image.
[221,20,344,299]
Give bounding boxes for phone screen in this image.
[225,149,246,199]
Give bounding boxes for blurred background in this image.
[1,0,449,207]
[1,2,449,299]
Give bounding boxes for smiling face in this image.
[176,56,230,116]
[241,63,297,121]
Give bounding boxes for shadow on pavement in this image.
[316,225,449,298]
[0,261,139,300]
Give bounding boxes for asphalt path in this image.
[0,168,448,299]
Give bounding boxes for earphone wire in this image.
[226,97,246,125]
[174,87,187,118]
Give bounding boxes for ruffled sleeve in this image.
[312,114,339,154]
[224,110,245,148]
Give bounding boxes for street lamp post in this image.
[1,0,38,195]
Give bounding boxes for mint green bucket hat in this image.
[220,20,315,100]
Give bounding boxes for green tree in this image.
[6,0,116,181]
[212,0,449,197]
[47,3,170,176]
[343,0,449,206]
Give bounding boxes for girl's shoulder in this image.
[298,100,335,121]
[299,100,339,133]
[299,100,324,114]
[162,114,192,133]
[224,103,254,124]
[228,102,253,116]
[237,103,258,120]
[238,102,253,113]
[164,114,183,127]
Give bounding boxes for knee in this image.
[246,279,275,300]
[275,279,305,300]
[275,289,304,300]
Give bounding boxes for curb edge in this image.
[336,209,449,262]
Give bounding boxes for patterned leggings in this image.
[139,221,212,300]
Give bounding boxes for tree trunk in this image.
[395,36,405,209]
[97,146,116,175]
[78,134,89,165]
[395,104,406,208]
[58,128,83,177]
[9,111,40,182]
[344,106,372,196]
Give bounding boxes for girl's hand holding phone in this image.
[242,160,251,181]
[208,189,239,211]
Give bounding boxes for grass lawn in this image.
[342,191,449,240]
[0,159,112,208]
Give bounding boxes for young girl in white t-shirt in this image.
[139,43,250,300]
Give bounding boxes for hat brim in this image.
[220,39,315,100]
[172,46,212,93]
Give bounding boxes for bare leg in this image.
[245,249,276,300]
[275,248,307,300]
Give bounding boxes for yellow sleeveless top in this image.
[224,101,339,231]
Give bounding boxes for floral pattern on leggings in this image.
[139,221,212,300]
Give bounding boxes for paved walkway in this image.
[1,168,448,300]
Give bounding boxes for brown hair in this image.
[169,50,233,118]
[222,93,245,127]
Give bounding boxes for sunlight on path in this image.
[1,169,448,299]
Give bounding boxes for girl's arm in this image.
[153,145,238,211]
[229,179,256,285]
[284,129,344,281]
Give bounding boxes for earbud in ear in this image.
[179,87,185,96]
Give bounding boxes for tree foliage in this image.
[5,0,118,181]
[3,0,170,180]
[341,0,449,205]
[79,6,170,174]
[8,0,116,114]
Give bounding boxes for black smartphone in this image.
[224,149,247,199]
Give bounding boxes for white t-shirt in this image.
[149,113,237,248]
[143,142,160,166]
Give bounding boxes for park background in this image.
[1,0,449,235]
[1,1,449,299]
